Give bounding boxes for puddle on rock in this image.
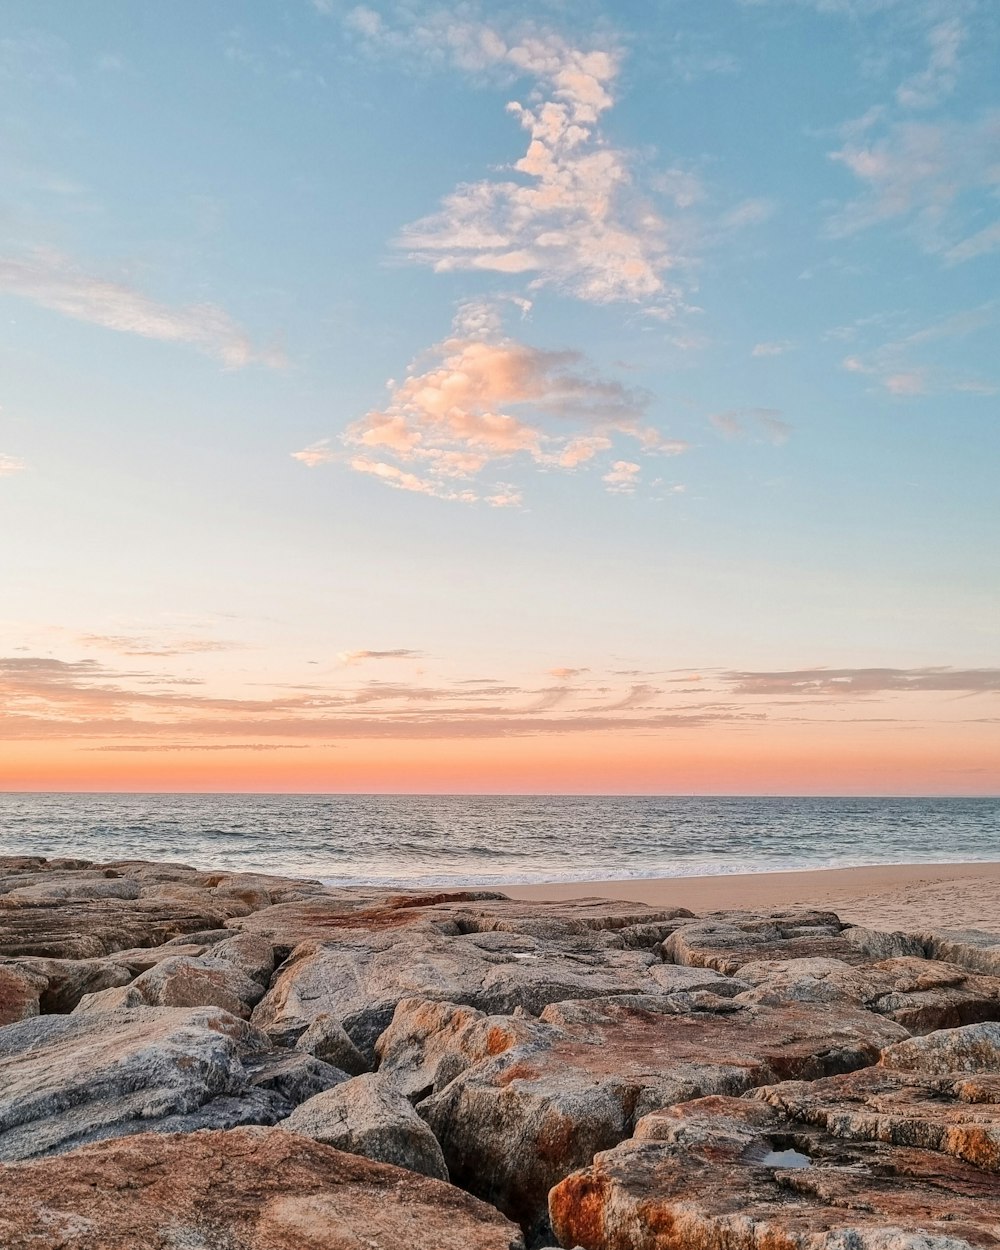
[761,1149,812,1169]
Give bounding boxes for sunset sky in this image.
[1,0,998,794]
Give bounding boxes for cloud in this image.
[0,651,754,744]
[549,667,589,680]
[0,454,25,477]
[602,460,640,493]
[300,300,685,504]
[370,21,684,310]
[840,303,996,396]
[945,220,1000,265]
[709,407,792,444]
[895,17,965,110]
[828,112,1000,252]
[751,340,793,357]
[76,634,242,658]
[339,649,424,664]
[726,667,1000,698]
[0,248,283,367]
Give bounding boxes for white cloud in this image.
[751,340,793,357]
[945,220,1000,265]
[0,248,283,368]
[296,301,686,504]
[602,460,641,493]
[0,454,26,477]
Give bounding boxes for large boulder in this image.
[549,1094,1000,1250]
[127,953,267,1018]
[410,992,906,1242]
[0,1005,294,1160]
[252,926,676,1060]
[0,1127,525,1249]
[283,1073,449,1180]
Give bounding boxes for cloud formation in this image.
[364,19,682,309]
[0,454,26,477]
[296,300,685,503]
[0,249,282,367]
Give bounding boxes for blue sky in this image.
[1,0,998,792]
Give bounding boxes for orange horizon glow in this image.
[2,726,997,796]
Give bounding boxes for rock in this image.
[662,911,866,974]
[5,955,134,1012]
[0,1005,293,1160]
[734,954,1000,1032]
[923,929,1000,977]
[295,1011,370,1075]
[128,953,266,1018]
[880,1020,1000,1074]
[376,997,542,1100]
[211,932,276,986]
[252,926,673,1061]
[757,1064,1000,1172]
[73,983,146,1013]
[284,1073,450,1180]
[0,1127,526,1250]
[647,963,749,996]
[245,1050,348,1104]
[548,1093,1000,1250]
[0,962,47,1026]
[414,993,905,1241]
[841,925,928,960]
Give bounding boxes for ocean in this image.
[0,793,997,887]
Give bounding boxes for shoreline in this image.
[500,860,1000,933]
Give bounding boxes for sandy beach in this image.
[504,861,1000,933]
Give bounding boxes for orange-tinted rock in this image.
[415,993,905,1241]
[757,1064,1000,1172]
[0,963,47,1026]
[0,1128,525,1250]
[662,912,870,974]
[549,1094,1000,1250]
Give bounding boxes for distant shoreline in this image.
[501,860,1000,933]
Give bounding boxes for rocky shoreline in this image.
[2,855,1000,1248]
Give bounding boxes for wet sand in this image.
[503,861,1000,933]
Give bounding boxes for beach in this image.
[505,860,1000,933]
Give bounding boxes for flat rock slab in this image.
[0,1127,525,1250]
[758,1062,1000,1172]
[408,993,906,1241]
[549,1094,1000,1250]
[735,954,1000,1033]
[0,1005,292,1160]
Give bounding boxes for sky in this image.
[1,0,998,795]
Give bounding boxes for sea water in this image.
[0,793,997,887]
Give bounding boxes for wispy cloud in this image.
[751,340,794,357]
[0,248,283,367]
[726,667,1000,697]
[295,299,685,504]
[0,454,26,477]
[76,634,243,658]
[828,112,1000,253]
[839,303,997,396]
[895,17,965,110]
[0,652,752,744]
[709,407,792,444]
[339,649,424,664]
